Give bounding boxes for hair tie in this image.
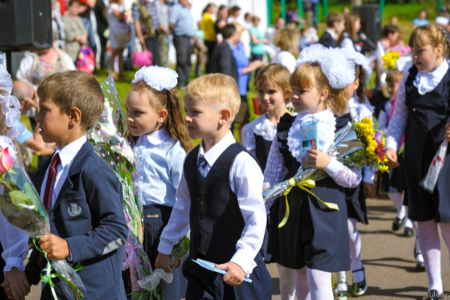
[0,59,27,140]
[131,66,178,91]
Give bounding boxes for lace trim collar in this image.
[251,114,278,141]
[413,60,449,95]
[287,109,336,163]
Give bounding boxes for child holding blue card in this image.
[264,44,362,300]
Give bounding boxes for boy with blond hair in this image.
[25,71,128,299]
[155,74,271,299]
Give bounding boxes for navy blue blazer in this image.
[317,31,337,48]
[26,141,128,300]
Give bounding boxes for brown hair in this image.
[338,13,360,45]
[409,24,450,57]
[128,81,192,153]
[382,24,400,38]
[256,64,292,103]
[274,28,300,53]
[251,16,260,24]
[37,70,104,130]
[326,12,344,28]
[184,74,240,123]
[290,62,347,116]
[355,65,366,104]
[386,69,404,84]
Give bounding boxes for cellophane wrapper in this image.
[420,140,448,193]
[0,135,86,299]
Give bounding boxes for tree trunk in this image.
[351,0,363,6]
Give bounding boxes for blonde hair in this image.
[232,22,245,33]
[256,64,292,103]
[184,74,240,122]
[274,28,300,53]
[128,81,192,153]
[409,24,450,57]
[386,69,404,84]
[290,62,347,116]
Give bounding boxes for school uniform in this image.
[26,136,128,300]
[242,114,278,263]
[0,215,29,300]
[387,60,450,222]
[133,128,187,300]
[317,29,337,48]
[340,33,363,53]
[265,110,361,272]
[158,131,272,300]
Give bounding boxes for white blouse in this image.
[263,109,362,189]
[241,114,277,158]
[387,60,449,151]
[271,50,296,74]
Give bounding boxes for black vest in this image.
[254,134,272,172]
[184,143,246,263]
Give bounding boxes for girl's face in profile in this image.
[291,85,326,114]
[412,44,443,73]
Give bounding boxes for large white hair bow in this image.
[132,66,179,91]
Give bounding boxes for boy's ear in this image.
[219,107,232,125]
[69,107,82,125]
[158,109,168,124]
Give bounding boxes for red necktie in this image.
[43,153,61,213]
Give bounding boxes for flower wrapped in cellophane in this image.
[264,117,389,227]
[420,140,448,193]
[0,135,86,300]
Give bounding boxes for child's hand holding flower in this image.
[385,148,399,168]
[39,234,70,260]
[307,150,331,169]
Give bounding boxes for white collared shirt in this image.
[387,60,449,151]
[326,28,337,40]
[133,128,186,207]
[40,136,87,210]
[241,114,278,158]
[158,131,267,275]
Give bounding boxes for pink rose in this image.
[0,148,13,173]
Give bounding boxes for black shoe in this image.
[416,261,425,272]
[392,217,405,231]
[422,290,441,300]
[404,226,414,237]
[352,268,367,297]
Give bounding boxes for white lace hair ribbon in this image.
[131,66,179,91]
[296,44,355,89]
[344,48,371,75]
[0,65,27,140]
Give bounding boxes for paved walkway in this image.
[27,196,449,300]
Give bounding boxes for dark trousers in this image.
[204,41,216,73]
[173,35,192,87]
[98,31,108,69]
[145,35,161,66]
[183,252,271,300]
[0,243,7,300]
[143,205,187,300]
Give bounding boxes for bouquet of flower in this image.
[264,117,389,227]
[382,46,411,70]
[0,136,86,300]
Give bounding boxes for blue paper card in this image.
[192,259,253,283]
[300,119,319,169]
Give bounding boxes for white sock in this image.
[438,222,450,272]
[398,205,406,220]
[413,222,424,262]
[388,192,404,216]
[404,206,413,228]
[417,220,443,294]
[277,264,297,300]
[336,271,348,291]
[307,268,333,300]
[294,267,311,300]
[348,218,364,282]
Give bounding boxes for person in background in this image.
[266,17,285,59]
[107,0,130,80]
[63,0,88,63]
[243,12,253,30]
[78,0,98,56]
[154,0,170,67]
[200,3,217,72]
[317,11,345,48]
[300,27,319,51]
[208,24,239,82]
[169,0,195,88]
[390,16,398,26]
[338,13,362,52]
[287,6,301,27]
[413,9,429,28]
[227,5,240,24]
[249,16,267,84]
[271,28,300,74]
[133,0,161,66]
[343,6,350,15]
[194,22,207,78]
[215,5,228,43]
[93,0,108,69]
[52,0,66,50]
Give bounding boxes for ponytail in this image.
[164,89,193,153]
[355,65,366,104]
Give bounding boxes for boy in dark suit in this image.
[155,74,271,300]
[25,71,128,300]
[317,12,345,48]
[207,24,239,82]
